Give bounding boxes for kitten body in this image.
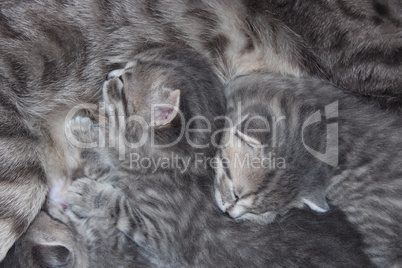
[214,73,402,267]
[100,46,226,173]
[66,168,374,267]
[61,114,373,268]
[57,48,373,267]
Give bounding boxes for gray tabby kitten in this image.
[264,0,402,107]
[214,73,402,267]
[0,0,322,259]
[99,46,226,174]
[1,44,228,267]
[61,101,373,267]
[3,181,375,268]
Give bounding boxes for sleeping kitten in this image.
[265,0,402,107]
[55,48,372,267]
[99,46,226,173]
[0,1,323,258]
[1,45,228,266]
[60,109,373,267]
[214,73,402,267]
[62,41,227,208]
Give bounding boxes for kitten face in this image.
[214,129,290,224]
[214,108,329,224]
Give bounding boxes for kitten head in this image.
[102,46,226,168]
[1,204,89,268]
[214,75,330,224]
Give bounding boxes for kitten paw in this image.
[65,115,100,146]
[67,178,118,218]
[44,200,71,224]
[239,211,277,224]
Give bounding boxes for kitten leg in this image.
[66,178,121,219]
[66,178,135,244]
[103,69,125,117]
[65,178,152,267]
[239,211,277,224]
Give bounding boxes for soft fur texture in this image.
[0,0,322,259]
[214,73,402,267]
[0,0,400,262]
[264,0,402,107]
[60,96,372,267]
[4,48,374,267]
[0,201,154,268]
[100,46,226,173]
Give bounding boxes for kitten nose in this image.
[225,205,246,219]
[224,204,235,216]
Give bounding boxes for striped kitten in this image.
[61,92,373,267]
[214,73,402,267]
[99,46,226,173]
[43,45,226,238]
[0,0,319,259]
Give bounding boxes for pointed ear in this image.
[151,89,181,129]
[301,190,329,213]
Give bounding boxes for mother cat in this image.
[0,0,400,260]
[265,0,402,107]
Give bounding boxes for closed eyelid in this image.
[239,193,252,200]
[124,67,135,72]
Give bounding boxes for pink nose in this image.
[225,205,240,218]
[225,204,234,213]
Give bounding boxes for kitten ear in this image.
[151,89,181,129]
[302,191,329,213]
